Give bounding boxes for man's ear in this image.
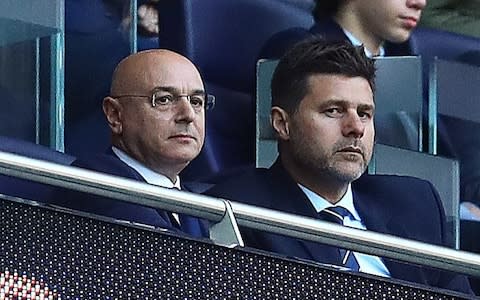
[103,97,123,134]
[271,106,290,141]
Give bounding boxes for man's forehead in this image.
[113,52,203,93]
[305,73,374,104]
[153,86,206,94]
[121,49,185,66]
[117,49,198,78]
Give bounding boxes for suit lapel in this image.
[178,214,209,238]
[179,183,210,238]
[352,176,426,284]
[310,18,349,42]
[107,148,177,229]
[267,160,342,265]
[106,148,146,181]
[311,18,413,58]
[352,178,393,235]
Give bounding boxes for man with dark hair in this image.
[306,0,480,219]
[206,38,472,294]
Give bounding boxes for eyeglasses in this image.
[113,89,215,112]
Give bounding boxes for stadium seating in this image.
[407,27,480,156]
[64,0,130,157]
[409,27,480,67]
[0,136,75,202]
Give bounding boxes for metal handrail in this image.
[1,150,480,277]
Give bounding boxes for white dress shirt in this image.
[112,146,181,223]
[112,146,181,188]
[298,183,391,277]
[343,29,386,57]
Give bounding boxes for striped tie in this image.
[318,206,360,271]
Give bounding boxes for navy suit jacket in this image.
[205,159,473,295]
[260,17,411,59]
[310,18,412,55]
[50,149,209,238]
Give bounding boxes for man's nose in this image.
[175,96,196,123]
[407,0,426,10]
[341,112,365,138]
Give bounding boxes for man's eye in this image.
[190,95,205,108]
[155,95,174,105]
[358,111,372,120]
[324,108,342,117]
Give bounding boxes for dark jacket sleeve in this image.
[49,156,174,230]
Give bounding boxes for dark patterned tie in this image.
[318,206,360,271]
[168,187,205,238]
[165,187,182,229]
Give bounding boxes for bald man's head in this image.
[103,49,206,181]
[110,49,202,96]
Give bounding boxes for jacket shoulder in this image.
[355,173,434,190]
[72,153,142,180]
[204,167,272,204]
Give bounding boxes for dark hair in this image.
[312,0,344,21]
[271,37,376,113]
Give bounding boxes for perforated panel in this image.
[0,197,469,299]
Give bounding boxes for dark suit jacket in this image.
[310,18,412,55]
[260,17,411,60]
[205,159,473,295]
[50,149,209,238]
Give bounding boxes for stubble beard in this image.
[291,138,369,184]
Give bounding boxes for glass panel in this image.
[373,56,423,152]
[431,58,480,209]
[0,0,64,150]
[63,0,133,157]
[435,59,480,123]
[368,143,460,249]
[256,59,278,168]
[129,0,138,53]
[63,0,162,158]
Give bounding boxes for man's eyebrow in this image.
[320,99,375,110]
[320,99,347,106]
[358,103,375,111]
[153,86,206,94]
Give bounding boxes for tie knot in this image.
[318,206,352,224]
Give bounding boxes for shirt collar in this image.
[342,29,385,58]
[111,146,181,189]
[298,183,361,220]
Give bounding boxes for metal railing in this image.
[1,150,480,277]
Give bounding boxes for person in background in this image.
[206,38,473,295]
[310,0,426,56]
[110,0,160,37]
[262,0,426,58]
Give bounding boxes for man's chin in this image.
[387,29,411,44]
[170,151,201,165]
[331,164,366,182]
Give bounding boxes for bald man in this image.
[52,49,213,237]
